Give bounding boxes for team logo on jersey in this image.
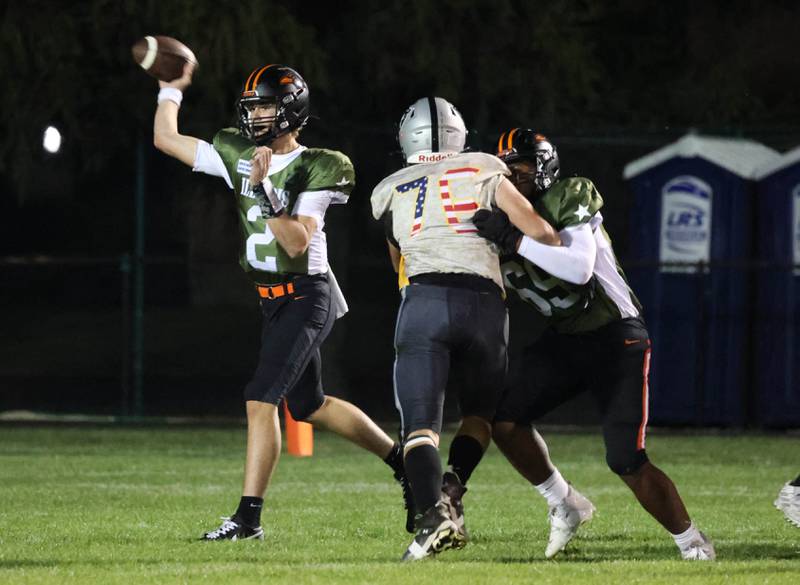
[659,175,712,273]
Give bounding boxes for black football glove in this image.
[471,209,522,255]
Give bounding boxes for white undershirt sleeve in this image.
[292,191,336,225]
[516,222,597,285]
[192,140,233,188]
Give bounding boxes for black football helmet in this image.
[496,128,560,194]
[237,64,310,145]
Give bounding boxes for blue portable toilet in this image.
[754,147,800,427]
[623,134,779,426]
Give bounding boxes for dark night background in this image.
[1,0,799,422]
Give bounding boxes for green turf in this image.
[0,426,797,584]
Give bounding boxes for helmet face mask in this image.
[398,97,467,164]
[237,65,309,145]
[239,99,278,141]
[497,129,560,196]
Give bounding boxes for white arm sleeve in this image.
[292,191,335,225]
[192,140,233,188]
[516,222,597,285]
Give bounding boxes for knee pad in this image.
[285,393,325,422]
[606,448,649,476]
[402,421,437,442]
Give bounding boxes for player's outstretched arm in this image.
[495,177,561,246]
[153,62,200,167]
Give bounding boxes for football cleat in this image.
[441,471,469,545]
[679,531,716,560]
[201,516,264,541]
[394,467,417,533]
[774,482,800,527]
[402,500,464,561]
[544,486,595,559]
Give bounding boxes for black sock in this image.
[384,442,404,475]
[791,474,800,487]
[447,434,485,485]
[233,496,263,527]
[404,444,442,514]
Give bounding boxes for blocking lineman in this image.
[472,129,716,561]
[371,98,561,560]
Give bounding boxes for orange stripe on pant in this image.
[636,345,652,450]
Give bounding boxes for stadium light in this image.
[43,126,62,154]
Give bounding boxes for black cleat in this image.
[201,516,264,541]
[441,471,468,545]
[402,500,463,561]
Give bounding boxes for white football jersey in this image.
[371,152,509,289]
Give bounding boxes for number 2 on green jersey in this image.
[245,205,277,271]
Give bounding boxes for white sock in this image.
[535,469,570,507]
[672,522,701,550]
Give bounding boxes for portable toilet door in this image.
[754,146,800,427]
[624,133,779,426]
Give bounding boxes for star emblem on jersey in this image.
[574,204,591,221]
[336,176,350,186]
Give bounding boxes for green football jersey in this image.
[502,177,642,334]
[212,129,355,284]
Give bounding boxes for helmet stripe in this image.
[250,64,276,91]
[497,132,507,155]
[427,96,439,152]
[506,128,519,152]
[244,68,260,92]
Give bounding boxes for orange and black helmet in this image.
[496,128,560,193]
[237,64,309,145]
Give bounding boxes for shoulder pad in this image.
[455,152,510,179]
[302,148,355,196]
[551,177,604,229]
[212,128,253,152]
[371,171,399,221]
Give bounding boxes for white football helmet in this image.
[398,97,467,164]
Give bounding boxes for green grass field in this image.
[1,426,798,584]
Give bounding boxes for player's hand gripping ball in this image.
[131,35,198,82]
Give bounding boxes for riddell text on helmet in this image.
[413,153,458,163]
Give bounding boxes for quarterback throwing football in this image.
[152,63,410,541]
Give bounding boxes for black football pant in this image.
[495,317,651,475]
[243,273,334,421]
[393,276,508,438]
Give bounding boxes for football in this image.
[131,35,197,82]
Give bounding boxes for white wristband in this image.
[157,87,183,106]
